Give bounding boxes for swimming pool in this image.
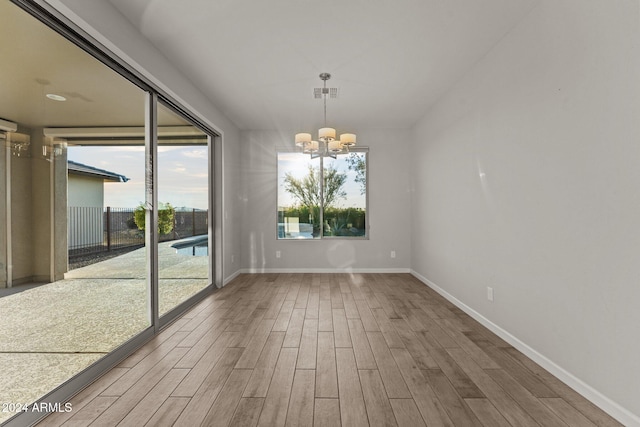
[171,235,209,256]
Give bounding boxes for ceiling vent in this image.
[314,87,338,99]
[313,72,338,98]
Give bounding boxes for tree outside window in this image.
[277,150,367,239]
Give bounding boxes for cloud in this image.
[182,149,207,159]
[116,146,145,152]
[158,146,183,153]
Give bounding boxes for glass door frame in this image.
[153,97,218,330]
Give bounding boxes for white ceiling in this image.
[0,1,538,134]
[0,1,139,129]
[0,1,186,131]
[108,0,538,132]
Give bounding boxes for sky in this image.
[68,147,364,211]
[68,145,209,210]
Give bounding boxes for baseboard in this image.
[410,270,640,427]
[238,267,411,274]
[223,269,242,286]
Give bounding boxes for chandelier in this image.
[295,73,356,159]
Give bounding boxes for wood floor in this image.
[38,273,622,427]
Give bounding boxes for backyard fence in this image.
[68,206,208,259]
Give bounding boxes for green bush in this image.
[323,207,366,236]
[279,206,365,237]
[133,202,175,235]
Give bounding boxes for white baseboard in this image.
[238,267,411,274]
[410,270,640,427]
[223,269,242,286]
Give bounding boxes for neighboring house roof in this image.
[67,160,130,182]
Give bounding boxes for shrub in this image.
[280,206,365,237]
[133,202,175,235]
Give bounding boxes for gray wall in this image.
[222,131,242,282]
[410,0,640,422]
[239,129,412,272]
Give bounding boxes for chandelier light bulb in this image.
[295,133,312,146]
[339,133,356,147]
[319,127,336,141]
[328,139,342,152]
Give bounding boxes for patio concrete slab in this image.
[0,241,211,423]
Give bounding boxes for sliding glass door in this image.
[156,102,211,317]
[0,2,218,425]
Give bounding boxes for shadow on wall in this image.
[326,241,357,270]
[248,232,266,271]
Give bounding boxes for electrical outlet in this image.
[231,254,235,263]
[276,250,281,258]
[390,250,396,259]
[487,287,494,302]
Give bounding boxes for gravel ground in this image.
[68,245,144,270]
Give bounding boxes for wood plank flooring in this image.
[37,273,622,426]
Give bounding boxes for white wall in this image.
[67,175,103,249]
[44,0,242,285]
[240,129,411,272]
[67,175,103,208]
[410,0,640,424]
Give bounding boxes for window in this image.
[277,149,368,239]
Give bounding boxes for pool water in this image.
[171,235,209,257]
[176,243,208,256]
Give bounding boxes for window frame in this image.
[276,147,369,241]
